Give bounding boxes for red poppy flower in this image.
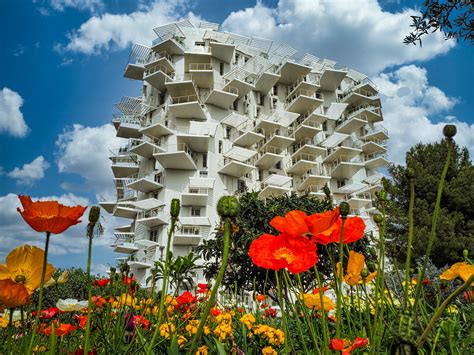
[313,286,328,294]
[464,290,474,303]
[132,315,150,330]
[329,337,368,354]
[312,216,365,245]
[249,233,318,274]
[41,322,78,336]
[17,195,87,234]
[176,291,195,305]
[0,279,30,308]
[123,276,136,285]
[256,294,266,302]
[264,307,277,318]
[93,278,110,287]
[211,308,221,316]
[197,283,208,289]
[77,315,88,328]
[32,307,60,319]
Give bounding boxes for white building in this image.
[100,20,389,288]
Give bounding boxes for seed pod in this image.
[443,124,457,139]
[339,202,350,217]
[88,206,101,224]
[463,249,469,259]
[373,214,383,224]
[217,196,240,218]
[170,199,181,218]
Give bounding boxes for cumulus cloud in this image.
[57,0,193,54]
[373,65,473,165]
[55,124,123,195]
[7,156,50,185]
[221,0,454,75]
[0,87,29,137]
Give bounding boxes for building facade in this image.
[100,20,389,288]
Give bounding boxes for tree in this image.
[384,139,474,268]
[404,0,473,46]
[195,192,375,299]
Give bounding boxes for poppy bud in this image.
[409,268,414,275]
[361,269,370,278]
[378,190,387,202]
[88,206,100,225]
[443,124,456,139]
[339,202,350,217]
[373,214,383,225]
[170,199,180,218]
[463,249,469,259]
[406,168,415,180]
[217,196,240,218]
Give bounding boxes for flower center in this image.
[15,275,27,284]
[273,247,295,263]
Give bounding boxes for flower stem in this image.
[189,217,231,354]
[28,231,51,354]
[403,177,415,311]
[275,271,290,355]
[336,216,346,338]
[84,225,94,354]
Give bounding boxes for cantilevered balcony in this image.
[113,203,137,219]
[218,157,255,178]
[254,70,280,94]
[110,155,139,178]
[360,125,389,141]
[260,128,295,150]
[113,238,139,254]
[259,174,292,198]
[323,141,362,164]
[112,115,142,139]
[254,146,284,169]
[344,192,373,209]
[232,127,265,148]
[136,206,168,227]
[123,44,149,80]
[129,136,165,158]
[291,113,323,140]
[205,83,238,109]
[144,63,175,91]
[209,41,235,63]
[290,138,327,158]
[99,198,115,214]
[223,77,254,99]
[174,226,202,246]
[319,66,347,91]
[151,37,185,56]
[286,153,318,175]
[345,104,383,124]
[363,153,390,170]
[168,94,207,120]
[285,89,324,114]
[128,260,153,269]
[145,50,174,69]
[126,172,164,193]
[165,74,198,98]
[287,74,320,100]
[153,143,198,170]
[335,114,368,134]
[327,156,365,179]
[305,185,328,200]
[278,61,312,85]
[296,165,331,191]
[188,62,213,88]
[340,83,380,106]
[181,186,209,206]
[255,109,299,133]
[139,113,174,138]
[361,139,387,155]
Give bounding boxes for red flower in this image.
[132,315,150,330]
[313,286,328,294]
[249,233,318,274]
[197,283,208,289]
[237,307,244,313]
[464,290,474,302]
[17,195,87,234]
[92,296,108,308]
[77,315,88,328]
[312,216,365,245]
[176,291,195,305]
[93,278,110,287]
[210,308,221,316]
[264,307,277,318]
[41,322,78,336]
[123,276,136,285]
[32,307,60,319]
[329,337,368,354]
[256,294,266,302]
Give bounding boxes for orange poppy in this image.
[0,279,30,308]
[311,216,365,245]
[300,293,335,312]
[17,195,87,234]
[336,251,376,286]
[41,322,78,336]
[329,337,368,354]
[439,262,474,286]
[0,245,54,294]
[248,233,318,274]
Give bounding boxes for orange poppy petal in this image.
[340,216,366,244]
[249,234,281,270]
[0,279,30,308]
[0,264,10,281]
[270,210,309,238]
[306,207,340,235]
[440,262,468,281]
[346,251,365,278]
[458,264,474,285]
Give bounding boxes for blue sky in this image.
[0,0,472,274]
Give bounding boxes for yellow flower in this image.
[178,335,187,348]
[447,305,458,314]
[240,313,256,330]
[44,270,69,288]
[186,320,199,336]
[300,293,335,312]
[262,346,277,355]
[159,323,175,339]
[253,325,285,346]
[0,245,54,294]
[337,251,376,286]
[0,317,8,328]
[440,262,474,286]
[116,293,137,307]
[196,345,208,355]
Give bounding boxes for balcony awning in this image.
[223,146,257,162]
[180,217,211,226]
[130,198,165,210]
[221,112,248,128]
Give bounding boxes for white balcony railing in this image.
[189,63,213,71]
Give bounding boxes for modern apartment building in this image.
[100,20,390,288]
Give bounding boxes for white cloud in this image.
[55,124,122,194]
[0,87,29,137]
[221,0,455,75]
[373,65,473,165]
[7,156,50,185]
[57,0,193,54]
[47,0,104,13]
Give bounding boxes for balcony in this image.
[285,89,324,114]
[223,77,254,99]
[345,104,383,123]
[128,260,153,269]
[323,141,362,163]
[181,187,209,206]
[113,242,139,254]
[340,83,380,106]
[296,165,331,191]
[363,153,390,170]
[291,113,323,140]
[135,238,160,248]
[232,128,265,148]
[287,74,320,100]
[129,136,165,158]
[278,61,312,85]
[139,115,174,138]
[327,156,365,179]
[165,74,197,98]
[110,155,139,178]
[112,115,142,139]
[260,128,295,150]
[205,83,238,109]
[168,94,207,120]
[259,174,292,198]
[153,143,198,170]
[255,109,299,133]
[254,70,280,94]
[146,50,173,69]
[305,185,327,200]
[126,173,164,193]
[136,206,168,227]
[99,199,115,214]
[286,153,318,175]
[151,37,185,56]
[345,192,373,209]
[335,114,368,134]
[188,62,213,88]
[174,226,202,246]
[209,41,235,63]
[144,63,174,90]
[254,146,284,169]
[113,204,137,219]
[218,157,255,178]
[361,125,389,141]
[361,139,387,155]
[319,66,347,91]
[290,138,327,158]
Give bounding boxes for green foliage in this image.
[384,139,474,267]
[195,192,374,297]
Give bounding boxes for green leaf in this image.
[214,338,227,355]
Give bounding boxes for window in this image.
[195,41,205,47]
[181,226,200,235]
[233,99,238,111]
[191,207,201,217]
[202,153,207,168]
[237,180,246,193]
[150,228,160,243]
[272,98,278,109]
[225,126,232,139]
[234,53,240,64]
[218,140,223,154]
[336,180,345,188]
[199,171,208,178]
[322,121,328,132]
[273,85,278,95]
[258,169,263,181]
[219,62,224,75]
[244,56,249,63]
[275,161,281,170]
